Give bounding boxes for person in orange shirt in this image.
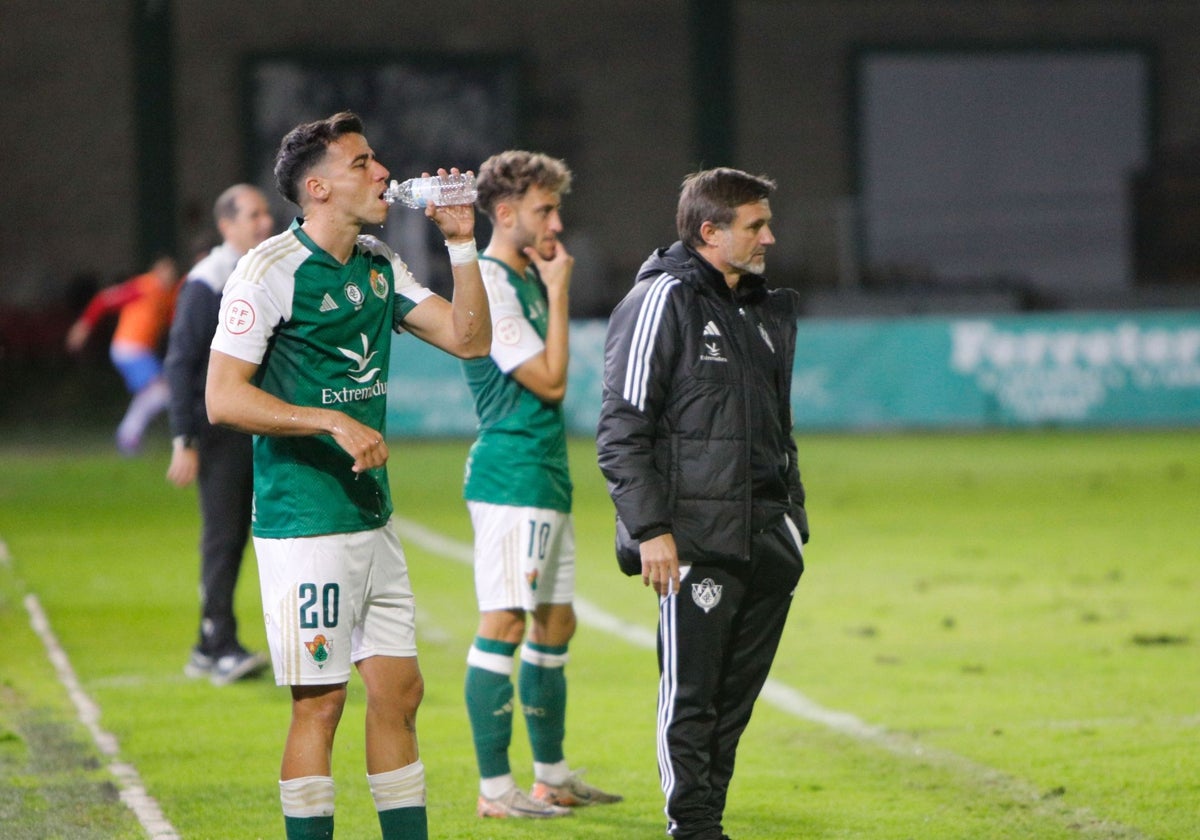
[66,254,181,453]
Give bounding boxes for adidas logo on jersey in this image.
[703,320,721,337]
[319,293,339,313]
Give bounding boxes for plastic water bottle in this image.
[384,173,477,208]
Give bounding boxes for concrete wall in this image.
[4,1,1200,316]
[738,1,1200,291]
[1,5,136,304]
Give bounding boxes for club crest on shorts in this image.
[304,634,331,669]
[691,578,723,613]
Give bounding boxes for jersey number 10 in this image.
[527,520,552,561]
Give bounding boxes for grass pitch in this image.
[1,430,1197,838]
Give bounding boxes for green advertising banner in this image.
[793,311,1200,429]
[388,311,1200,435]
[386,320,608,437]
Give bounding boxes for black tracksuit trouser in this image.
[194,423,253,657]
[657,514,805,840]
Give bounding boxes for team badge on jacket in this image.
[691,578,723,613]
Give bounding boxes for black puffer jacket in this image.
[596,242,808,573]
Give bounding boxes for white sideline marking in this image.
[394,516,888,732]
[394,516,1147,838]
[24,594,181,840]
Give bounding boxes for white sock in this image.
[367,760,426,810]
[479,773,518,800]
[535,760,571,786]
[279,775,335,818]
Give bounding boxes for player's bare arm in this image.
[206,349,388,473]
[511,240,573,404]
[401,291,490,360]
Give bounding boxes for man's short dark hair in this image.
[273,111,365,207]
[676,167,776,248]
[475,150,572,221]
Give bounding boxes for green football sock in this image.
[280,776,334,840]
[370,761,427,840]
[283,815,333,840]
[378,806,427,839]
[519,641,568,765]
[465,637,518,779]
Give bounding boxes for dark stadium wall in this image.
[4,1,1200,320]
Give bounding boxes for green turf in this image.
[0,430,1197,838]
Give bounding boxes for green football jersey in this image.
[212,221,432,538]
[462,256,571,512]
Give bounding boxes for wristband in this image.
[445,239,478,266]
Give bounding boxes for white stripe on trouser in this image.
[657,590,678,824]
[623,274,679,411]
[783,514,805,561]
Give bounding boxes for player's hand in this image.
[166,445,199,487]
[424,167,476,242]
[524,240,573,299]
[639,533,681,597]
[329,412,389,473]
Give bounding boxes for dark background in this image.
[4,1,1200,431]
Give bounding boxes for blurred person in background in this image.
[165,183,274,686]
[65,253,181,453]
[597,167,808,840]
[460,150,622,819]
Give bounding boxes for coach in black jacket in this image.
[597,168,808,840]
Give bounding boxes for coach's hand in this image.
[640,533,681,597]
[166,443,199,487]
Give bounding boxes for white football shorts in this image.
[254,520,417,686]
[467,502,575,612]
